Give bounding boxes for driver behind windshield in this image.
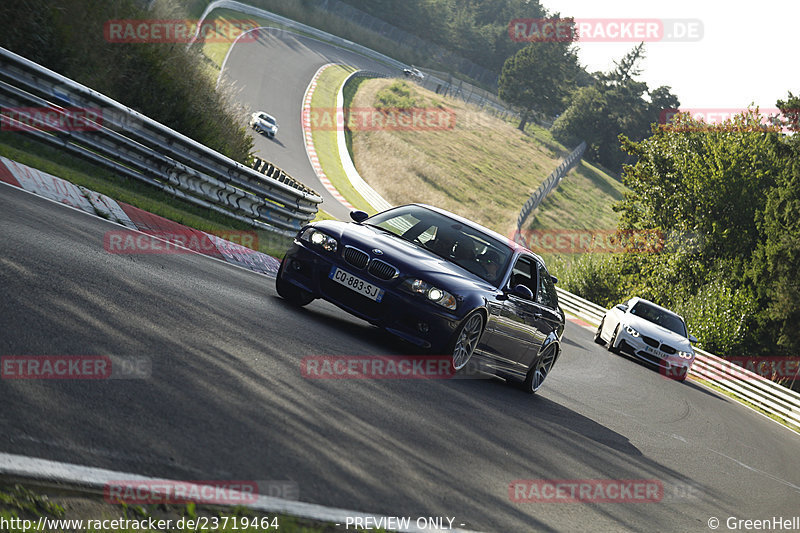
[478,249,501,284]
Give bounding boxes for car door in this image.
[484,255,545,375]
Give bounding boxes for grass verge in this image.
[528,160,626,231]
[309,65,377,214]
[348,78,575,235]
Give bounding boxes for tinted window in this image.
[508,256,538,296]
[366,205,512,285]
[630,301,687,336]
[537,263,559,309]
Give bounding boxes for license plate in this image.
[329,267,384,302]
[644,346,665,358]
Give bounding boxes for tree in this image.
[749,94,800,356]
[551,44,680,171]
[609,109,789,355]
[498,40,580,130]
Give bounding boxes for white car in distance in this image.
[250,111,278,138]
[595,297,698,381]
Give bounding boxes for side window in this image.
[509,256,538,295]
[537,263,559,309]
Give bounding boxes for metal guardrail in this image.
[556,288,800,429]
[515,141,586,232]
[0,47,321,237]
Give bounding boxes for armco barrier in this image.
[515,141,586,234]
[556,288,800,429]
[0,47,321,237]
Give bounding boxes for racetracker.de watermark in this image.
[301,355,488,380]
[714,357,800,382]
[508,18,703,42]
[104,480,262,505]
[509,479,664,503]
[104,229,258,254]
[513,229,665,254]
[1,355,151,380]
[308,107,456,131]
[103,19,258,43]
[1,107,103,132]
[659,108,798,133]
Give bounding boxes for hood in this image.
[313,220,496,292]
[625,313,693,351]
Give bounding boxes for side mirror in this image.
[510,284,534,300]
[688,334,698,344]
[350,210,369,223]
[550,275,558,285]
[615,304,628,312]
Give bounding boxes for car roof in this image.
[408,203,543,264]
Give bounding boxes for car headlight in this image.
[300,228,338,252]
[677,350,694,360]
[402,279,457,310]
[624,325,640,337]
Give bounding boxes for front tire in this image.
[522,344,558,394]
[275,260,315,307]
[446,312,485,371]
[608,325,621,354]
[593,318,605,345]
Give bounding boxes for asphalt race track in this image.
[221,28,395,220]
[1,29,799,533]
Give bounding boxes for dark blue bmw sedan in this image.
[276,204,565,393]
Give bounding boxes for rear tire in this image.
[522,344,558,394]
[275,260,314,307]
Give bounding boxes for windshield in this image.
[366,205,512,285]
[259,114,276,124]
[630,301,688,337]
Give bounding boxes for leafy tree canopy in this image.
[552,44,680,172]
[498,40,581,130]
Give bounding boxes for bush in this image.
[0,0,252,162]
[671,279,758,356]
[546,254,629,308]
[375,81,421,110]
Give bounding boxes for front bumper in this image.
[279,241,462,350]
[613,329,693,375]
[251,121,277,134]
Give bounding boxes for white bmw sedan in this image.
[594,297,698,381]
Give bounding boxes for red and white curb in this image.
[301,64,356,211]
[0,156,280,276]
